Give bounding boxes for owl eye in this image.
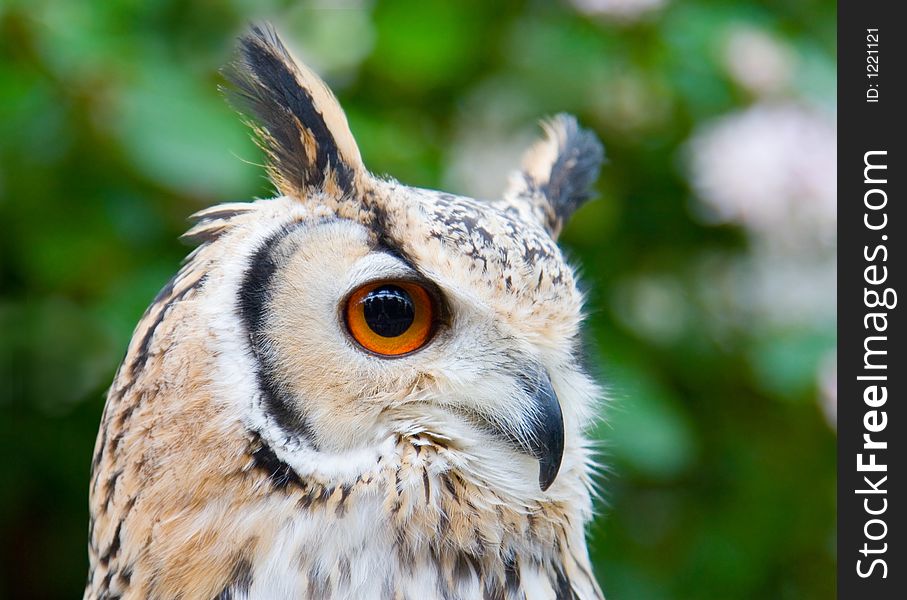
[344,281,436,356]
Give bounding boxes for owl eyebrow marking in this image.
[366,201,418,270]
[364,204,445,299]
[371,239,413,269]
[238,221,318,447]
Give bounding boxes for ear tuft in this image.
[506,114,604,238]
[226,24,366,199]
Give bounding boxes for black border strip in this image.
[838,3,904,597]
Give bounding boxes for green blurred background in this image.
[0,0,836,598]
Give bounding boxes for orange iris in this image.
[345,281,435,356]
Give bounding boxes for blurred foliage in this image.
[0,0,836,598]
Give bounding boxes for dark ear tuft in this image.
[226,24,366,199]
[505,114,605,238]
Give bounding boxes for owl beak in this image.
[469,369,565,491]
[523,371,565,492]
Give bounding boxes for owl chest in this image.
[226,494,563,600]
[233,501,382,599]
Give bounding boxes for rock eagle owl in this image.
[86,25,606,600]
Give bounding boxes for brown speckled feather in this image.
[87,25,605,600]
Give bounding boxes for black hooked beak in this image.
[519,370,565,491]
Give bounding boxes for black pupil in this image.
[361,285,416,338]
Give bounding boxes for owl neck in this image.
[246,429,580,539]
[239,430,602,598]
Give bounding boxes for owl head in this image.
[181,25,604,500]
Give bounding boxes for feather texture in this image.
[86,25,606,600]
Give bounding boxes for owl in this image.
[86,25,605,600]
